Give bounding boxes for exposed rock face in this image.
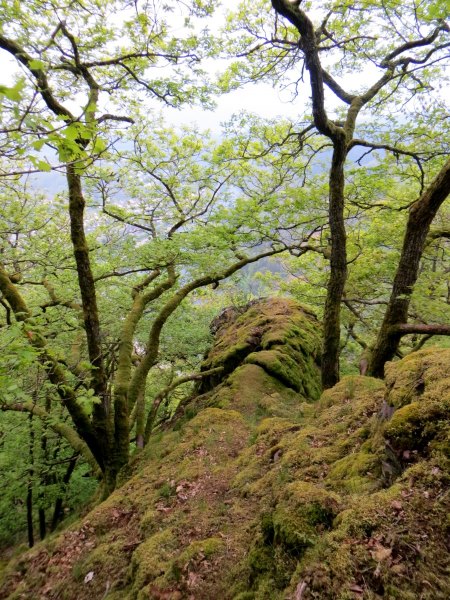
[1,300,449,600]
[195,297,322,404]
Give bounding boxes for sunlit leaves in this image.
[0,79,24,102]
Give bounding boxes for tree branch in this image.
[0,35,74,120]
[0,264,103,470]
[128,243,309,407]
[392,323,450,336]
[142,366,224,444]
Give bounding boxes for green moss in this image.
[72,540,130,597]
[326,452,379,492]
[130,529,177,593]
[201,298,321,401]
[384,347,450,408]
[385,397,450,453]
[272,482,341,551]
[170,537,224,582]
[2,307,449,600]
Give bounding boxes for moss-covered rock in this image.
[198,298,321,401]
[1,307,449,600]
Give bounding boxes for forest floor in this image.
[1,298,449,599]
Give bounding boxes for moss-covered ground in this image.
[1,300,448,599]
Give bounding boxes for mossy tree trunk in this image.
[368,158,450,377]
[271,1,397,388]
[321,138,348,388]
[66,165,113,467]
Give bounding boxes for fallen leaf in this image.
[84,571,94,584]
[371,544,392,562]
[187,571,199,588]
[391,563,406,574]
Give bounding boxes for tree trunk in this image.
[51,455,78,532]
[66,166,111,453]
[26,413,34,548]
[101,466,120,501]
[368,158,450,377]
[322,138,348,388]
[135,387,146,449]
[38,508,46,541]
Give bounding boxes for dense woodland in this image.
[0,0,449,554]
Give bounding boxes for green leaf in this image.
[65,124,80,141]
[32,139,45,151]
[30,156,52,171]
[0,80,25,102]
[37,160,52,172]
[28,59,45,70]
[92,137,107,154]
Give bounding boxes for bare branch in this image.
[392,323,450,336]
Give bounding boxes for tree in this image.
[222,0,450,386]
[0,0,323,498]
[1,0,450,512]
[368,157,450,376]
[0,0,222,497]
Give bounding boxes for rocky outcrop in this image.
[1,299,449,600]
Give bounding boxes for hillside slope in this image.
[1,298,449,599]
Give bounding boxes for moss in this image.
[200,298,321,401]
[385,397,450,453]
[319,375,384,409]
[130,529,176,594]
[170,537,224,582]
[246,349,304,394]
[384,347,450,408]
[326,451,379,492]
[272,482,341,551]
[2,307,449,600]
[72,539,131,598]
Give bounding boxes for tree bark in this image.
[368,158,450,377]
[66,166,110,445]
[50,455,78,532]
[321,138,348,388]
[112,269,176,474]
[26,413,35,548]
[394,323,450,336]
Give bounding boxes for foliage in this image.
[0,0,449,551]
[1,304,448,599]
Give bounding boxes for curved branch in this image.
[381,23,449,66]
[142,366,224,445]
[0,35,74,120]
[128,243,309,407]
